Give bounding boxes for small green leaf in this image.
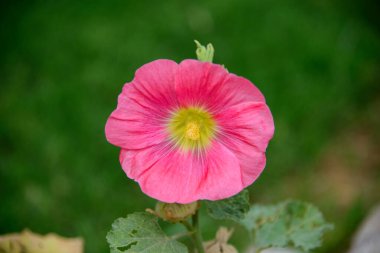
[240,200,333,252]
[106,212,188,253]
[205,190,250,222]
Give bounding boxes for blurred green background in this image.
[1,0,379,252]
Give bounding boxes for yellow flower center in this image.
[185,121,201,141]
[168,107,216,151]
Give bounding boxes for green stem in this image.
[181,212,205,253]
[181,220,193,232]
[192,211,205,253]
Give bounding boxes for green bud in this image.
[155,202,199,223]
[194,40,214,62]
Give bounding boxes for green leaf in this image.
[284,201,333,251]
[240,200,333,252]
[255,219,288,248]
[205,190,250,222]
[106,212,188,253]
[241,204,278,231]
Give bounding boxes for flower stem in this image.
[192,210,205,253]
[181,220,193,232]
[181,211,205,253]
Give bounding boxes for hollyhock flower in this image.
[105,59,274,203]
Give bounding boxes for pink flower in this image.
[105,59,274,204]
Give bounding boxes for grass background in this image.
[1,0,379,252]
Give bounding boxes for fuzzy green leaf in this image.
[241,200,333,252]
[255,219,288,248]
[205,190,250,221]
[106,212,188,253]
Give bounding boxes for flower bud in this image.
[155,201,199,222]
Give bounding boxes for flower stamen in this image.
[185,121,200,141]
[168,107,215,151]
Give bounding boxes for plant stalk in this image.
[181,211,205,253]
[192,211,205,253]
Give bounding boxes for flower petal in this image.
[196,142,244,201]
[228,143,267,187]
[223,74,265,104]
[214,102,274,186]
[105,60,178,149]
[132,59,179,111]
[120,142,243,203]
[175,59,265,112]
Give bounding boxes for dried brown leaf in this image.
[204,227,238,253]
[0,229,83,253]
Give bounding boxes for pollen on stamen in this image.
[168,106,216,151]
[185,121,200,141]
